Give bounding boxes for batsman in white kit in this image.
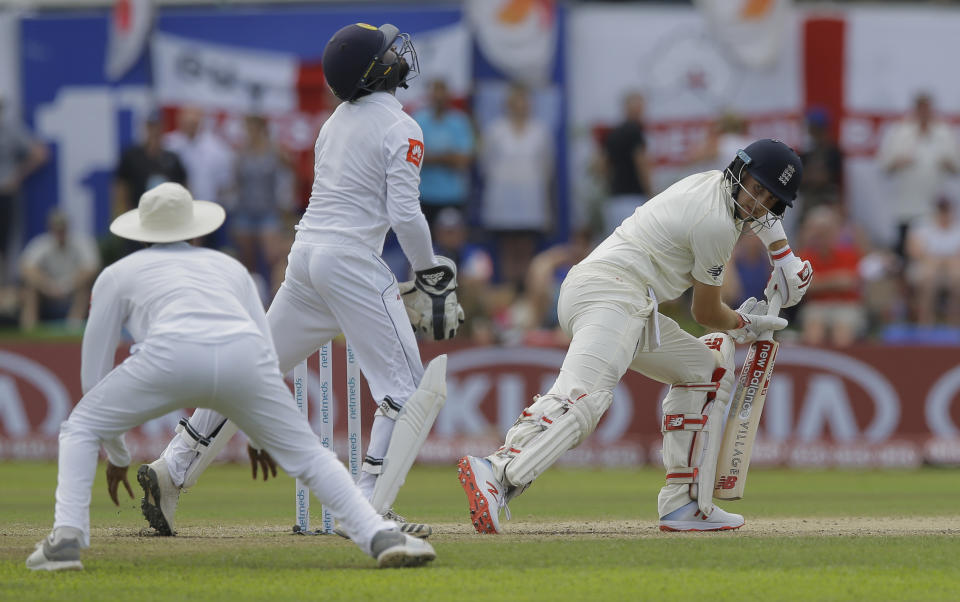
[26,183,435,571]
[137,23,462,538]
[458,139,814,533]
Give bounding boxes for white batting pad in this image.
[369,354,447,515]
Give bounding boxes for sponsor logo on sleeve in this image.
[707,265,724,279]
[406,138,424,167]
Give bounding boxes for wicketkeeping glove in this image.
[399,255,465,341]
[727,297,788,344]
[765,254,813,308]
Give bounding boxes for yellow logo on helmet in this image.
[356,23,378,31]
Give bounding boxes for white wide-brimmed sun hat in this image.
[110,182,225,243]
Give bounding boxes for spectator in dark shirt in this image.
[799,107,844,219]
[600,91,652,235]
[111,111,187,261]
[0,93,48,284]
[113,110,187,215]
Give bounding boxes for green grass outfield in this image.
[2,462,958,601]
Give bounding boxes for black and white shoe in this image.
[385,509,433,539]
[137,458,180,536]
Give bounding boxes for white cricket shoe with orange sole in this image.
[659,500,744,532]
[457,455,509,534]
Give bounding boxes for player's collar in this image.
[357,91,402,110]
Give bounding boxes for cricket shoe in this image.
[384,509,433,539]
[658,501,744,532]
[137,458,180,536]
[370,528,436,568]
[26,526,84,571]
[332,511,433,540]
[457,455,510,534]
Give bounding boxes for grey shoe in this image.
[137,458,180,536]
[26,526,84,571]
[370,528,436,568]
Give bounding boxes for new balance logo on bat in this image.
[717,475,738,490]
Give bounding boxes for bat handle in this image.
[761,290,784,340]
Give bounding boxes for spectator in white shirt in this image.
[19,210,99,330]
[905,196,960,325]
[163,107,234,247]
[876,92,960,257]
[480,84,554,291]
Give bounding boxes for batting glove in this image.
[765,247,813,308]
[728,297,788,344]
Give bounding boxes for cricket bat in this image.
[713,293,783,500]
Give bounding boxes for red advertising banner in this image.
[2,341,959,467]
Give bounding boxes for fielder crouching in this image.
[458,139,813,533]
[26,183,435,571]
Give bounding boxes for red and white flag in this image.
[105,0,155,81]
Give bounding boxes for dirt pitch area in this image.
[8,516,960,543]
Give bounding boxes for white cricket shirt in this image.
[297,92,435,270]
[582,170,742,302]
[81,243,272,393]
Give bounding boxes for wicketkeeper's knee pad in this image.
[498,391,613,488]
[660,333,735,514]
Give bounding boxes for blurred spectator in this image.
[164,107,234,246]
[480,84,554,291]
[876,92,960,257]
[0,93,49,284]
[721,233,771,307]
[111,110,187,261]
[904,197,960,325]
[687,112,751,171]
[414,79,476,226]
[600,91,652,235]
[230,114,294,281]
[431,207,495,342]
[797,206,865,347]
[113,110,187,215]
[522,227,594,333]
[19,210,100,331]
[799,107,844,216]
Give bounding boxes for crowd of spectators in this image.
[3,83,960,348]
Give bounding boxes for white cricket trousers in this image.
[164,242,424,499]
[545,263,717,515]
[53,333,392,552]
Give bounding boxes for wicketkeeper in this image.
[458,139,813,533]
[137,23,462,538]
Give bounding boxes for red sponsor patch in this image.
[406,138,424,167]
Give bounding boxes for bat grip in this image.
[761,290,784,340]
